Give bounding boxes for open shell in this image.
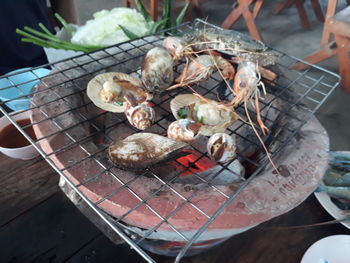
[141,47,174,93]
[108,133,188,171]
[170,94,238,136]
[207,133,237,163]
[167,119,201,143]
[87,72,150,112]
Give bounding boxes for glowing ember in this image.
[174,150,216,176]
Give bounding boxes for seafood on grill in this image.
[184,27,267,53]
[183,27,277,66]
[141,47,174,94]
[163,36,193,61]
[167,119,202,143]
[231,61,268,135]
[207,133,236,163]
[124,93,155,130]
[167,55,235,90]
[108,133,188,170]
[170,94,238,136]
[87,72,151,112]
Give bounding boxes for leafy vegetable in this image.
[119,25,140,40]
[199,116,205,124]
[38,23,54,37]
[134,0,152,23]
[16,2,190,52]
[162,0,172,29]
[178,108,188,119]
[55,13,75,38]
[16,13,102,52]
[148,18,168,34]
[120,0,190,40]
[71,8,151,46]
[176,2,190,26]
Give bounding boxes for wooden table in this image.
[0,153,59,226]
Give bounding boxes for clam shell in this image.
[170,94,238,136]
[108,133,188,170]
[207,133,236,163]
[141,47,174,93]
[125,102,155,130]
[167,119,201,143]
[87,72,150,113]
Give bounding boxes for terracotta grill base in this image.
[30,71,329,243]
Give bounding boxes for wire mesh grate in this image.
[0,19,339,262]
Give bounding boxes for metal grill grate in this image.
[0,20,339,262]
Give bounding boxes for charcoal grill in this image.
[0,20,340,262]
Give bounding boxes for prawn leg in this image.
[255,93,268,135]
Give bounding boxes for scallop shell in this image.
[87,72,150,112]
[170,94,238,136]
[207,133,236,163]
[141,47,174,93]
[167,119,201,143]
[125,102,155,130]
[108,133,188,170]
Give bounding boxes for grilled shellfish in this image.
[87,72,150,112]
[183,28,277,66]
[167,119,201,143]
[170,94,238,136]
[124,101,155,130]
[141,47,174,93]
[207,133,236,163]
[108,133,188,170]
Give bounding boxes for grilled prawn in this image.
[232,61,268,135]
[167,55,235,90]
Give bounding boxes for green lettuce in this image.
[71,8,152,46]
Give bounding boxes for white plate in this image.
[301,235,350,263]
[314,192,350,230]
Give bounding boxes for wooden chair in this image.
[221,0,264,41]
[327,6,350,92]
[272,0,324,30]
[292,3,350,92]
